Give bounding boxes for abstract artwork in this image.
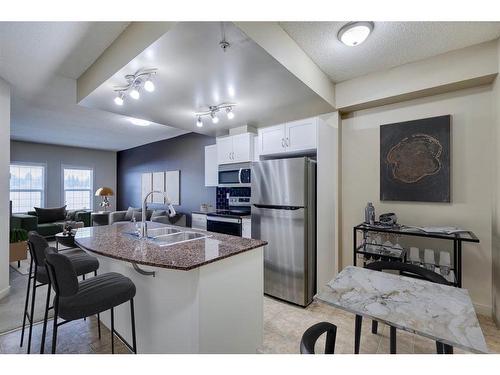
[380,115,451,202]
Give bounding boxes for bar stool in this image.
[20,231,100,354]
[300,322,337,354]
[355,261,451,354]
[44,247,137,354]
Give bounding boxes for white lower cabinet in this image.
[192,213,207,230]
[242,218,251,238]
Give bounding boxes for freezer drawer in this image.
[252,205,314,306]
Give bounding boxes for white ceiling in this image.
[79,22,333,136]
[1,22,188,151]
[280,22,500,82]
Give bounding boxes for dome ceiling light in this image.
[195,103,236,128]
[113,68,157,106]
[338,21,374,47]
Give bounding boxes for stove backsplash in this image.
[216,187,251,209]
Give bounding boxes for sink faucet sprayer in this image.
[140,190,177,238]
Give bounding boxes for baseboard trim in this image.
[473,301,492,317]
[0,285,10,301]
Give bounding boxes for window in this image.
[63,167,93,210]
[10,163,46,213]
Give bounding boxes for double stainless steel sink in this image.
[125,226,211,247]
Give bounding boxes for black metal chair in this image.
[354,261,452,354]
[20,231,100,354]
[300,322,337,354]
[44,247,137,354]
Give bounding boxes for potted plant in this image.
[9,228,28,267]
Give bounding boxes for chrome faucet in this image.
[140,190,177,238]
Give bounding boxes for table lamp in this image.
[95,187,114,212]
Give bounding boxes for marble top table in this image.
[316,266,488,353]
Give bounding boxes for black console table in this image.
[353,223,479,287]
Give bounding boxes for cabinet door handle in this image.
[281,138,285,148]
[286,137,289,147]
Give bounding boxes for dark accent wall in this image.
[117,133,216,226]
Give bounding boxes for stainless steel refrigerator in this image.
[251,157,316,306]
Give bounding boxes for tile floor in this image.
[1,295,499,354]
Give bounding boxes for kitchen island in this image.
[75,222,266,353]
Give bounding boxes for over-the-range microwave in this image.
[218,162,251,187]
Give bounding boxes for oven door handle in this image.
[238,168,243,184]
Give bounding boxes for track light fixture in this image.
[196,116,203,128]
[195,103,236,128]
[113,68,157,106]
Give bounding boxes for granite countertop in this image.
[316,266,488,353]
[75,222,267,271]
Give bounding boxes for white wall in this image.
[341,85,494,314]
[492,39,500,324]
[10,141,117,212]
[316,112,340,290]
[0,78,10,299]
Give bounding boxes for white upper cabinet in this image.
[286,117,318,152]
[258,117,318,156]
[216,133,254,165]
[216,136,234,164]
[205,145,218,187]
[258,124,287,155]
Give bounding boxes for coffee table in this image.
[55,232,76,250]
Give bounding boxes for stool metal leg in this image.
[40,281,51,354]
[130,299,137,354]
[354,314,362,354]
[82,274,86,321]
[390,326,397,354]
[20,257,34,347]
[436,342,444,354]
[94,270,101,339]
[110,307,115,354]
[443,344,453,354]
[27,269,38,354]
[51,297,59,354]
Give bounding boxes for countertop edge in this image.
[75,237,267,271]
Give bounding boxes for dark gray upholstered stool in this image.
[44,248,137,354]
[300,322,337,354]
[355,261,452,355]
[20,231,99,354]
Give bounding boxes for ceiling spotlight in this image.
[196,116,203,128]
[129,88,140,100]
[226,107,234,120]
[211,112,219,124]
[338,21,374,47]
[114,94,124,106]
[144,79,155,92]
[129,118,151,126]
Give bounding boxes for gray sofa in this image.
[109,207,186,227]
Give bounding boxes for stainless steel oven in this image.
[207,215,243,236]
[218,162,251,187]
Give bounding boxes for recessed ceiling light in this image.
[129,118,151,126]
[338,21,374,47]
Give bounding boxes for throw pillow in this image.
[151,210,167,218]
[65,210,76,221]
[35,206,67,224]
[124,207,137,221]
